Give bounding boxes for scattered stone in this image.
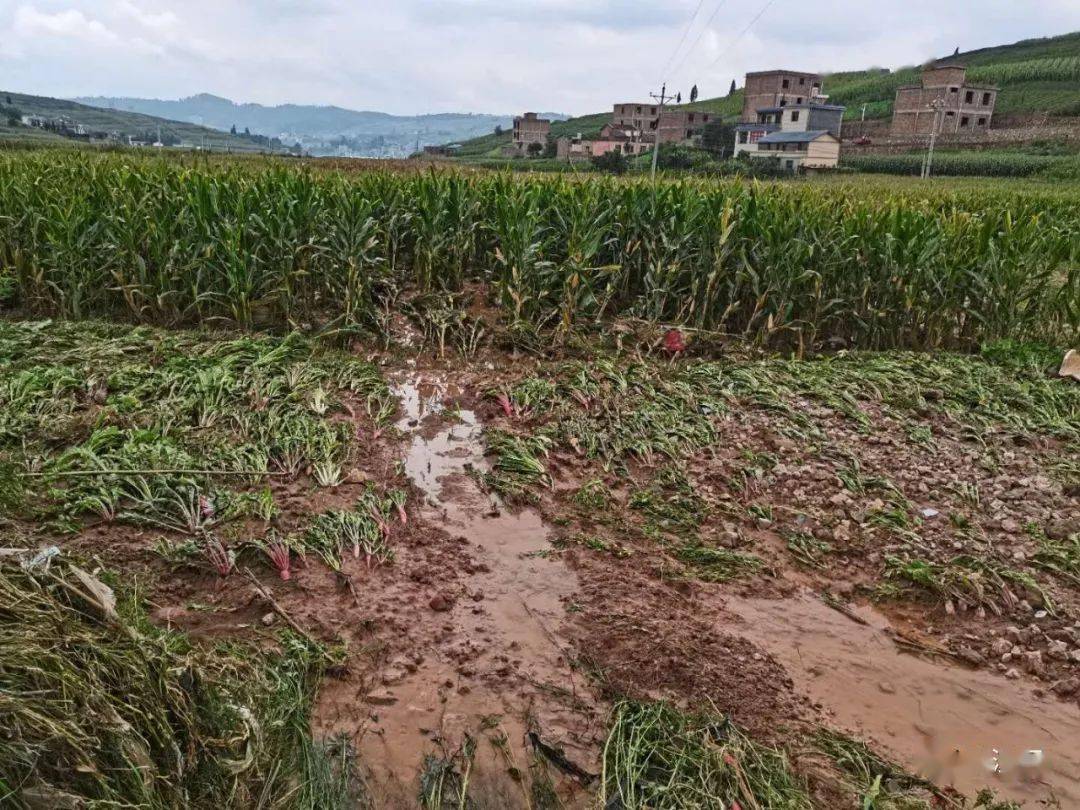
[1022,651,1046,678]
[366,689,398,706]
[957,646,985,667]
[428,594,453,612]
[260,612,276,627]
[1047,640,1069,661]
[1005,667,1022,680]
[878,681,896,694]
[1000,518,1021,534]
[991,638,1012,656]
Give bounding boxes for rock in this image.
[1046,518,1080,541]
[1047,640,1069,661]
[1005,667,1022,680]
[920,507,940,519]
[957,646,985,666]
[1052,678,1079,698]
[878,681,896,694]
[366,689,398,706]
[260,612,277,627]
[991,638,1012,656]
[1023,650,1046,678]
[1005,625,1023,642]
[428,594,452,612]
[1000,518,1021,534]
[1068,650,1080,665]
[1019,624,1042,644]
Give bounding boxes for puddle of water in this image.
[726,591,1080,805]
[353,376,588,801]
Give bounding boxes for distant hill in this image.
[72,94,568,157]
[449,30,1080,159]
[0,91,277,152]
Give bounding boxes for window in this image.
[688,113,695,122]
[651,107,657,114]
[791,110,800,122]
[949,86,958,93]
[785,160,794,170]
[779,99,787,106]
[782,79,790,89]
[965,91,974,103]
[945,111,955,117]
[799,77,805,85]
[961,116,970,127]
[702,114,710,122]
[686,129,693,138]
[982,92,991,105]
[739,131,748,144]
[978,117,987,125]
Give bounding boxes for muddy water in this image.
[726,591,1080,805]
[358,377,590,804]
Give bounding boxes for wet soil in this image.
[725,591,1080,804]
[49,339,1079,807]
[316,375,600,808]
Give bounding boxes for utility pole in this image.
[861,103,867,122]
[649,83,677,183]
[921,98,946,179]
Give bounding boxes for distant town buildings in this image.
[504,112,551,156]
[890,64,998,135]
[734,71,843,170]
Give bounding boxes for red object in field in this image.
[496,392,515,418]
[663,328,686,355]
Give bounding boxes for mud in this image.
[725,590,1080,805]
[347,375,597,806]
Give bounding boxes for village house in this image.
[503,112,551,156]
[890,64,998,135]
[611,103,711,144]
[556,122,651,160]
[734,72,844,170]
[740,70,823,122]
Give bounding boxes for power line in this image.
[659,0,707,82]
[705,0,778,70]
[666,0,731,81]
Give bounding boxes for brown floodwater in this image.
[356,376,592,805]
[725,591,1080,806]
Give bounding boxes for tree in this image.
[676,92,682,104]
[4,95,11,105]
[527,141,543,157]
[590,150,629,175]
[953,46,960,56]
[701,118,736,156]
[243,127,250,136]
[230,124,237,135]
[729,79,737,96]
[543,139,557,159]
[690,85,698,104]
[494,125,503,136]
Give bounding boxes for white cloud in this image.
[1,1,1078,115]
[12,5,118,43]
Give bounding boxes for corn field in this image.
[0,150,1077,350]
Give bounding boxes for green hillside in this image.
[0,91,279,152]
[448,30,1080,158]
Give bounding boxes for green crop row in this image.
[0,150,1077,351]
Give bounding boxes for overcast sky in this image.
[2,1,1078,116]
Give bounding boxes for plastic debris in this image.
[22,546,61,572]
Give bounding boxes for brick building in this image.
[890,65,998,136]
[740,71,823,122]
[611,103,712,144]
[505,112,551,155]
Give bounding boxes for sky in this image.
[2,0,1079,116]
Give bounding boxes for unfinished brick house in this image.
[504,112,551,156]
[611,104,712,144]
[890,65,998,136]
[740,71,823,122]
